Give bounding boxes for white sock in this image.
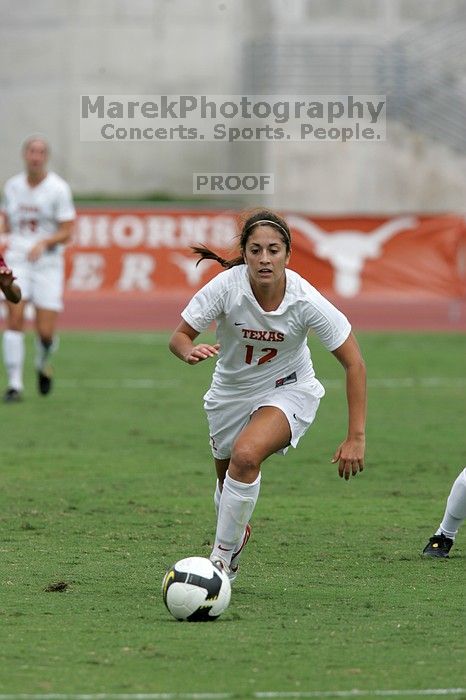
[35,336,58,371]
[214,479,221,515]
[3,330,25,391]
[213,477,248,560]
[436,468,466,540]
[211,471,261,566]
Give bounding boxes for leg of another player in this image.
[423,467,466,558]
[438,467,466,537]
[3,300,26,401]
[211,406,291,566]
[35,307,58,395]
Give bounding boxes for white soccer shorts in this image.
[204,381,324,460]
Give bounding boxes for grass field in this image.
[0,331,465,699]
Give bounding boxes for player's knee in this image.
[229,442,260,482]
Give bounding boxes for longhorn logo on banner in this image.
[287,216,417,297]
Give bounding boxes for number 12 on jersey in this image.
[244,345,278,365]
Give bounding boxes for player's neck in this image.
[249,276,286,312]
[27,170,47,187]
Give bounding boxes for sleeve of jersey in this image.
[181,274,226,333]
[304,288,352,352]
[55,182,76,222]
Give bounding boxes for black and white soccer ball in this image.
[162,556,231,621]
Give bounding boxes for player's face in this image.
[23,140,48,176]
[243,226,290,291]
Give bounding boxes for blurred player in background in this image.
[0,136,75,402]
[422,467,466,558]
[169,209,366,582]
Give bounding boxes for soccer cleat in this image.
[37,369,53,395]
[3,387,22,403]
[229,523,252,581]
[210,557,232,579]
[422,533,454,558]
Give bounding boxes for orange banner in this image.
[65,210,466,300]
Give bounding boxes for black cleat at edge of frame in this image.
[422,533,454,558]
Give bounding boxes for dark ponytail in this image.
[192,209,291,268]
[191,245,243,269]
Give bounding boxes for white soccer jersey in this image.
[1,171,75,259]
[182,265,351,396]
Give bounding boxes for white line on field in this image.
[0,689,464,700]
[55,377,466,391]
[257,690,466,697]
[322,377,466,389]
[67,334,169,345]
[59,379,180,389]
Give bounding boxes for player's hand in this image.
[184,343,220,365]
[0,257,15,286]
[27,240,48,262]
[331,435,365,480]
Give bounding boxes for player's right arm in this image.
[0,213,7,235]
[1,279,21,304]
[0,199,18,301]
[0,257,21,303]
[0,181,12,235]
[169,319,220,365]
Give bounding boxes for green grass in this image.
[0,331,465,698]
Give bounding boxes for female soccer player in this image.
[0,136,75,402]
[169,210,366,582]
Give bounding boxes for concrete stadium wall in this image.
[270,123,466,214]
[1,0,243,195]
[1,0,466,212]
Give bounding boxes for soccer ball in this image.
[162,556,231,621]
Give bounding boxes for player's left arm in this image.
[27,219,74,262]
[330,332,366,480]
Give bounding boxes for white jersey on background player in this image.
[169,211,366,583]
[0,136,75,401]
[3,170,75,267]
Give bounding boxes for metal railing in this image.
[243,9,466,150]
